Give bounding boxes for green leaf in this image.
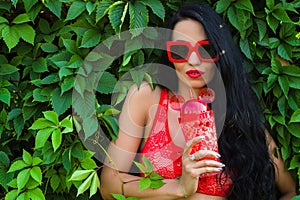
[0,88,11,106]
[0,64,19,75]
[150,179,165,189]
[272,8,292,23]
[278,75,289,98]
[273,115,285,125]
[15,24,35,45]
[96,0,114,22]
[277,95,286,116]
[86,1,96,15]
[266,0,274,9]
[287,123,300,138]
[32,57,48,73]
[290,109,300,123]
[80,158,97,170]
[129,2,148,37]
[7,108,22,120]
[8,160,28,173]
[22,149,32,166]
[234,0,254,15]
[2,25,20,51]
[32,157,42,166]
[12,13,31,24]
[149,172,163,181]
[0,16,9,24]
[108,1,126,34]
[255,19,267,41]
[141,0,165,20]
[5,189,18,200]
[90,173,100,198]
[139,177,151,191]
[289,155,300,170]
[111,194,127,200]
[52,129,62,152]
[30,118,56,130]
[50,174,60,191]
[215,0,231,13]
[23,0,38,13]
[240,38,253,61]
[80,29,101,48]
[76,171,94,196]
[282,65,300,77]
[268,37,280,49]
[41,43,58,53]
[97,72,117,94]
[43,111,59,125]
[133,161,146,174]
[99,115,118,140]
[142,156,153,173]
[30,166,42,184]
[266,14,279,33]
[65,1,86,21]
[44,0,62,19]
[27,188,45,200]
[69,170,94,181]
[0,169,13,190]
[17,168,31,190]
[0,151,10,167]
[35,127,55,149]
[277,44,292,62]
[51,88,72,115]
[227,6,245,33]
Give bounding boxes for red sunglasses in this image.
[166,40,219,63]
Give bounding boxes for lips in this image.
[186,70,203,78]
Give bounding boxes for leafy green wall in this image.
[0,0,299,199]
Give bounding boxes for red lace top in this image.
[140,88,232,197]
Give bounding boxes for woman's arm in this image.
[100,84,184,199]
[266,130,297,200]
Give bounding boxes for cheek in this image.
[203,65,216,82]
[173,63,185,73]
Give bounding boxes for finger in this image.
[190,166,223,178]
[192,159,225,169]
[190,150,221,161]
[183,136,204,157]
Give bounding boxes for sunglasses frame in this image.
[166,40,219,63]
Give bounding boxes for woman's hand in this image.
[180,136,225,197]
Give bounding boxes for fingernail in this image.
[215,153,221,158]
[196,136,205,140]
[216,167,223,171]
[189,154,195,161]
[220,163,225,167]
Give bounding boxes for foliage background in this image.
[0,0,299,199]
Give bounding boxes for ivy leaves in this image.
[134,156,165,191]
[0,14,35,52]
[6,149,44,200]
[29,111,73,152]
[96,0,165,36]
[216,0,299,62]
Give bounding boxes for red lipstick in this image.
[186,70,203,78]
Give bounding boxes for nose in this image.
[187,51,201,66]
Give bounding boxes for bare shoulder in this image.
[126,82,162,106]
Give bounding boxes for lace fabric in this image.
[140,88,232,197]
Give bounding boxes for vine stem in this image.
[87,138,125,184]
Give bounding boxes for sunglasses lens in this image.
[170,45,189,60]
[198,44,218,60]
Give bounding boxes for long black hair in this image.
[165,2,276,200]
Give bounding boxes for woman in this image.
[100,2,296,199]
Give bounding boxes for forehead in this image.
[172,19,207,43]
